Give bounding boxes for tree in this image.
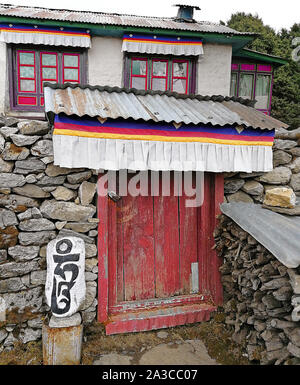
[226,13,300,129]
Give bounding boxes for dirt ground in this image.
[0,311,250,365]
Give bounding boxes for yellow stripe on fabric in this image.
[123,39,202,46]
[53,129,273,147]
[1,29,89,37]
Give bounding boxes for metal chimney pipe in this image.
[173,4,201,22]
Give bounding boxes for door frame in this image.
[97,172,224,323]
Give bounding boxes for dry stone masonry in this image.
[0,117,98,352]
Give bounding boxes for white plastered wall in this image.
[0,42,7,115]
[197,43,232,96]
[88,36,123,87]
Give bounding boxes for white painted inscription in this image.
[45,237,86,318]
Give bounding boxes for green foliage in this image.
[226,13,300,129]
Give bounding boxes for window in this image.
[230,62,273,114]
[125,55,196,94]
[11,47,86,110]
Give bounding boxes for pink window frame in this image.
[62,53,80,83]
[171,59,189,94]
[150,59,168,91]
[130,57,148,90]
[17,50,36,93]
[40,52,58,93]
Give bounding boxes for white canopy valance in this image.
[0,24,91,48]
[121,33,204,56]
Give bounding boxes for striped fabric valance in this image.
[122,33,204,56]
[52,115,275,172]
[0,24,91,48]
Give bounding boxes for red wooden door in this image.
[98,172,224,334]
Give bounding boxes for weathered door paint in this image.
[98,172,224,334]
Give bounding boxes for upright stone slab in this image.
[0,296,6,321]
[45,237,86,318]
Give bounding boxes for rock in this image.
[273,150,292,167]
[0,208,18,227]
[85,243,97,258]
[18,120,49,136]
[0,329,8,343]
[51,186,75,201]
[30,270,47,286]
[261,278,291,291]
[49,313,82,328]
[31,140,53,157]
[67,171,93,184]
[41,156,54,164]
[93,353,132,365]
[25,174,37,183]
[0,249,7,263]
[14,158,46,174]
[82,311,96,324]
[239,172,264,179]
[0,158,14,172]
[257,167,292,185]
[242,180,264,196]
[2,287,43,312]
[78,181,96,206]
[80,282,97,311]
[10,134,40,147]
[0,226,18,248]
[286,329,300,348]
[290,174,300,192]
[288,157,300,174]
[224,179,245,194]
[0,260,39,278]
[0,297,6,322]
[40,200,96,222]
[288,147,300,157]
[0,126,18,139]
[0,277,25,293]
[36,175,66,186]
[58,229,94,244]
[0,173,26,188]
[8,245,39,262]
[287,343,300,358]
[0,133,4,152]
[64,222,98,233]
[18,231,56,246]
[45,164,84,177]
[19,328,42,344]
[13,184,51,199]
[85,258,98,272]
[17,207,42,220]
[2,143,30,161]
[227,191,254,203]
[263,204,300,216]
[288,269,300,294]
[157,331,168,339]
[3,332,18,348]
[19,218,55,232]
[85,272,97,281]
[274,139,297,151]
[263,187,296,209]
[27,316,43,328]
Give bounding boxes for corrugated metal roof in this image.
[220,203,300,268]
[44,83,289,131]
[0,4,256,35]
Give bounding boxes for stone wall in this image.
[224,127,300,209]
[214,215,300,365]
[0,117,98,351]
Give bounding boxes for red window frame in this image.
[171,59,189,95]
[151,59,168,91]
[63,53,80,83]
[130,57,148,90]
[17,50,36,93]
[40,52,58,93]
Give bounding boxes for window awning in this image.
[0,23,91,48]
[121,33,204,56]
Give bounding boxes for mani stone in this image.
[13,184,51,199]
[264,187,296,208]
[8,245,39,262]
[273,150,292,167]
[79,181,97,206]
[14,158,46,174]
[0,158,14,173]
[51,186,76,201]
[257,166,292,185]
[227,191,254,203]
[0,173,26,188]
[45,237,86,318]
[2,143,30,161]
[242,180,264,196]
[18,120,49,136]
[49,312,82,328]
[10,134,40,147]
[41,200,96,222]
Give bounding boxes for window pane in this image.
[172,78,187,94]
[132,60,147,76]
[64,68,79,81]
[42,67,57,79]
[153,61,167,77]
[42,54,57,66]
[64,55,79,67]
[230,73,237,97]
[20,66,35,78]
[152,78,167,91]
[173,62,187,77]
[255,74,271,109]
[132,76,147,90]
[239,74,254,99]
[20,79,35,92]
[19,52,35,65]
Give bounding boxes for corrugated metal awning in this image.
[44,83,288,131]
[220,203,300,268]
